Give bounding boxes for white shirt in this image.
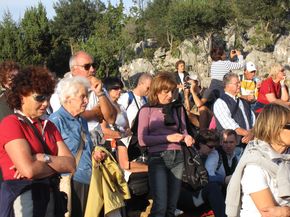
[240,164,289,217]
[213,92,255,130]
[118,91,147,147]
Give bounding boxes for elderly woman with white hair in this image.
[49,76,106,217]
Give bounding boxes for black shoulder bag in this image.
[15,113,68,217]
[176,107,209,192]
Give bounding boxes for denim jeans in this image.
[148,150,184,217]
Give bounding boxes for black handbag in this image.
[181,143,208,191]
[128,172,149,196]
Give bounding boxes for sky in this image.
[0,0,134,22]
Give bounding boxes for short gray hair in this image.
[223,72,239,87]
[57,76,90,105]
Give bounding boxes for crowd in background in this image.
[0,47,289,217]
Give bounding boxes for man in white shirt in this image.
[50,51,117,143]
[213,72,255,144]
[118,73,152,128]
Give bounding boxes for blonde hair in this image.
[253,103,290,146]
[269,63,284,79]
[148,71,177,106]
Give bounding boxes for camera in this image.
[184,82,191,89]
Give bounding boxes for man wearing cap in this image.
[184,72,213,130]
[239,61,258,103]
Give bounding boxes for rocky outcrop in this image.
[120,33,290,88]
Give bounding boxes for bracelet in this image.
[281,85,286,88]
[96,92,105,97]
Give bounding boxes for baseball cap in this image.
[185,71,200,84]
[245,62,257,72]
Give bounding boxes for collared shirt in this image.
[213,92,255,130]
[0,113,62,180]
[49,106,94,184]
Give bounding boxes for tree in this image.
[0,12,21,61]
[52,0,105,54]
[19,3,52,65]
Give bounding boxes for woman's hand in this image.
[10,165,25,179]
[184,135,194,147]
[261,206,290,217]
[167,133,184,143]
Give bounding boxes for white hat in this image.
[245,62,257,72]
[185,71,200,84]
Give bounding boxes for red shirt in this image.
[0,114,63,180]
[257,77,281,105]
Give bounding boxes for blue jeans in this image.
[148,150,184,217]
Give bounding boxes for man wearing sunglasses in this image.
[50,51,117,144]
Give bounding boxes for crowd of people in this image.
[0,47,289,217]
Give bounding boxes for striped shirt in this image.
[210,55,245,80]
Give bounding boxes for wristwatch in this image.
[43,154,52,163]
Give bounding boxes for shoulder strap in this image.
[75,126,86,167]
[126,91,134,110]
[15,113,51,154]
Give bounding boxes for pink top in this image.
[137,106,188,153]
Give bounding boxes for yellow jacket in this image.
[85,146,131,217]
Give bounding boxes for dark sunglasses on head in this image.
[33,94,50,102]
[111,86,122,91]
[78,63,98,71]
[283,123,290,130]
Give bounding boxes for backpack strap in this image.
[126,91,135,110]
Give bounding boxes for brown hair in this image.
[7,66,56,110]
[175,60,185,70]
[0,60,20,87]
[210,47,225,61]
[148,71,177,106]
[253,103,290,146]
[221,129,238,144]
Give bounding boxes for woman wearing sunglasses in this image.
[226,103,290,217]
[100,77,131,155]
[0,66,75,217]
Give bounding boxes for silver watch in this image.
[44,154,51,163]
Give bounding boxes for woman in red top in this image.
[0,66,75,217]
[255,63,290,113]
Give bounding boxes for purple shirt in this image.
[137,106,188,153]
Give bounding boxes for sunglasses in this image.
[33,94,50,102]
[76,63,97,71]
[283,123,290,130]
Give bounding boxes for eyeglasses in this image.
[33,94,50,102]
[75,63,97,71]
[283,123,290,130]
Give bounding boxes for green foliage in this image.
[167,0,230,40]
[52,0,105,50]
[248,22,274,51]
[81,2,127,78]
[0,12,20,61]
[19,3,52,65]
